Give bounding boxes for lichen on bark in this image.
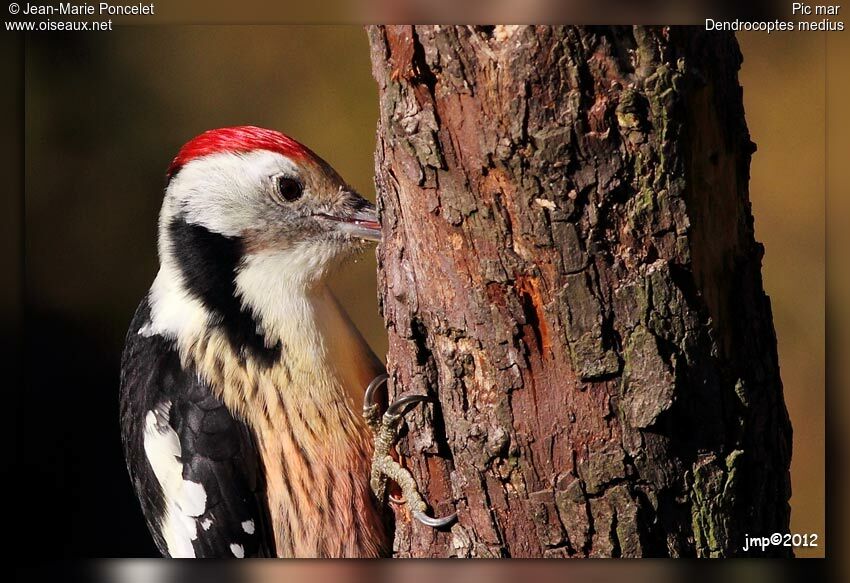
[368,25,792,557]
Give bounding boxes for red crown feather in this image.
[167,126,313,177]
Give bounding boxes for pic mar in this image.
[119,126,455,558]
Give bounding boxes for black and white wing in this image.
[119,297,274,558]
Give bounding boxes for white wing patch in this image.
[230,543,245,558]
[143,403,208,558]
[241,519,255,534]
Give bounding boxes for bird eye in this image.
[276,176,303,202]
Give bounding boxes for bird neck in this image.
[148,249,383,419]
[226,253,389,557]
[147,250,388,556]
[234,251,383,410]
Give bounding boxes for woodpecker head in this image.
[149,126,382,348]
[159,126,380,287]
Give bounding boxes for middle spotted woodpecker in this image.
[119,126,455,558]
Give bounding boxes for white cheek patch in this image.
[167,150,301,238]
[143,403,208,558]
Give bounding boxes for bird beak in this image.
[316,203,382,242]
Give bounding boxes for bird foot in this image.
[363,374,457,529]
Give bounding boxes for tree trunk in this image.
[367,25,792,558]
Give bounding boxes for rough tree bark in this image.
[367,25,792,558]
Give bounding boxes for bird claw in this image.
[363,373,388,412]
[363,373,457,530]
[413,510,458,529]
[385,393,428,417]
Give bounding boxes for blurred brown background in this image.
[19,27,824,557]
[738,32,825,558]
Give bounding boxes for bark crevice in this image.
[369,25,791,558]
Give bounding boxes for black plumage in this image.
[119,297,274,557]
[168,217,282,367]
